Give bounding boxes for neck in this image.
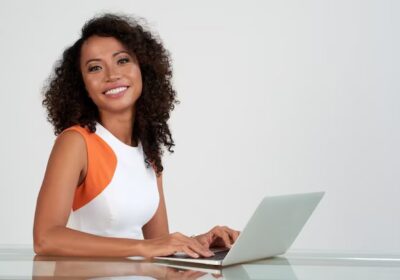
[98,107,137,147]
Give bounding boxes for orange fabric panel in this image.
[61,125,117,211]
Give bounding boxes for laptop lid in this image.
[222,192,324,266]
[155,192,324,266]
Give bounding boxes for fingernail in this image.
[193,253,199,258]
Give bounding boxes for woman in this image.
[33,13,239,258]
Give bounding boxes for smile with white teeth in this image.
[104,86,128,95]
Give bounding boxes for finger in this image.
[231,230,240,243]
[198,233,213,248]
[183,235,214,254]
[226,229,240,243]
[187,238,214,257]
[179,232,210,250]
[173,232,211,255]
[173,233,214,257]
[204,233,214,248]
[181,246,200,258]
[217,230,232,248]
[222,231,232,248]
[215,227,233,247]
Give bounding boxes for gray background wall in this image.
[0,0,399,253]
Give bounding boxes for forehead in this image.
[80,36,128,60]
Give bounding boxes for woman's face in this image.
[80,35,142,116]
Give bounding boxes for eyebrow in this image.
[85,51,131,66]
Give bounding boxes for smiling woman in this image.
[34,13,239,258]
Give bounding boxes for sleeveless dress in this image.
[62,122,159,239]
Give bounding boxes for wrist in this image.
[132,239,148,258]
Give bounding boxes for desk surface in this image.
[1,247,400,279]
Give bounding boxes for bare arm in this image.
[142,174,169,239]
[33,131,145,257]
[33,131,213,258]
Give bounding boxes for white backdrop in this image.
[0,0,399,253]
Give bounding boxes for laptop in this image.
[155,192,324,266]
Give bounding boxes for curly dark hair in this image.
[42,13,179,175]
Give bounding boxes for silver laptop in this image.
[155,192,324,266]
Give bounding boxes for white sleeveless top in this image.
[65,122,159,239]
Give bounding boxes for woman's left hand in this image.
[193,226,240,249]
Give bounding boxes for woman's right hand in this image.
[141,232,215,258]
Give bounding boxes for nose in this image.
[105,64,121,82]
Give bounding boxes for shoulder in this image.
[56,125,93,145]
[59,125,91,138]
[53,125,89,159]
[44,126,88,186]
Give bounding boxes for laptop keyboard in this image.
[199,248,229,260]
[169,247,229,260]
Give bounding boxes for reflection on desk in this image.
[32,255,207,279]
[1,247,400,279]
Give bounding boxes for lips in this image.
[104,86,129,95]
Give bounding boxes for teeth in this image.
[105,86,127,95]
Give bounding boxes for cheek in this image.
[83,76,102,97]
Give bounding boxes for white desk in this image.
[1,247,400,279]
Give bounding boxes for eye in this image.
[88,65,102,72]
[118,57,130,64]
